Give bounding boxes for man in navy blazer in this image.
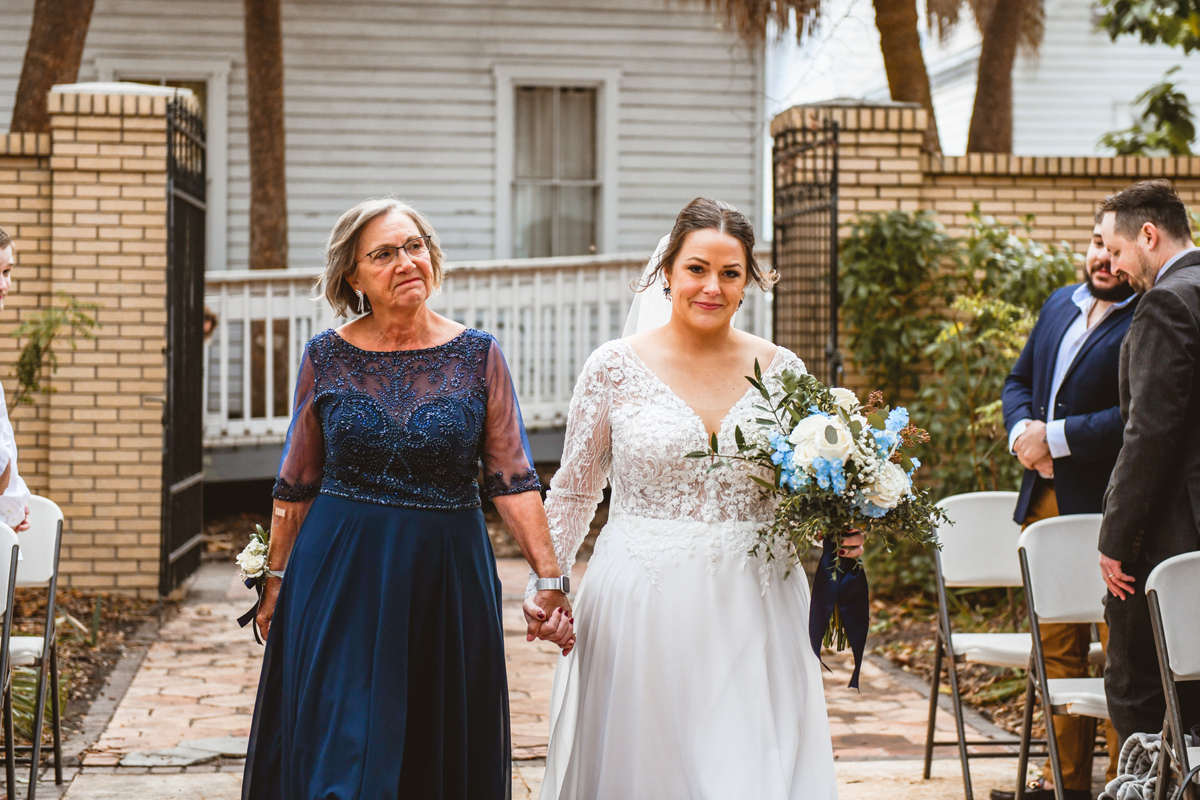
[993,215,1136,800]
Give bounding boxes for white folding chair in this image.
[925,492,1037,800]
[1018,514,1110,800]
[1147,551,1200,800]
[9,496,62,799]
[0,523,22,800]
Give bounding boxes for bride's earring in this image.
[662,283,671,299]
[739,294,745,309]
[355,289,366,315]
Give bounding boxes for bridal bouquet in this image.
[690,363,946,686]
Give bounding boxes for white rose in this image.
[237,550,267,578]
[863,461,912,510]
[829,387,859,414]
[788,415,855,465]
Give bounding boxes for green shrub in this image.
[843,208,1079,595]
[840,210,957,403]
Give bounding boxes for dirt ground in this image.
[11,589,157,744]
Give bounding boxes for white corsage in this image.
[236,525,270,582]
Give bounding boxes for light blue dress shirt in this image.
[1009,285,1135,459]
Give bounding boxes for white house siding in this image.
[1010,0,1200,156]
[768,0,1199,157]
[0,0,762,269]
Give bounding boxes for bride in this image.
[533,197,860,799]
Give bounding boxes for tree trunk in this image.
[871,0,942,154]
[11,0,96,133]
[244,0,288,270]
[966,0,1024,153]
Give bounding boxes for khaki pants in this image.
[1024,484,1120,789]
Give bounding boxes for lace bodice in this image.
[273,328,540,510]
[542,340,805,585]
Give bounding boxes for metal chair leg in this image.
[1016,671,1036,800]
[25,658,47,800]
[1155,721,1171,800]
[47,650,59,786]
[924,631,944,780]
[1042,700,1066,800]
[3,685,15,800]
[946,640,974,800]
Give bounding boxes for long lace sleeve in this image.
[480,338,541,497]
[527,347,614,596]
[273,347,324,501]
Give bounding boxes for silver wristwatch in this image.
[534,576,570,594]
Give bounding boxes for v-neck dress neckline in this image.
[618,339,783,440]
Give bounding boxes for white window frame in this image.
[493,63,620,259]
[94,56,231,273]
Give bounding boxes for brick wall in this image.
[0,92,174,597]
[0,134,52,499]
[772,102,1200,390]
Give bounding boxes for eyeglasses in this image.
[358,236,432,268]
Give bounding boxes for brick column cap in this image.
[771,100,927,137]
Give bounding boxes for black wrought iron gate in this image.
[159,99,207,596]
[772,118,841,385]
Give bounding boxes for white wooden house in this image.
[766,0,1200,156]
[0,0,773,477]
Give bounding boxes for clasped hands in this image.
[524,590,576,656]
[1014,420,1054,479]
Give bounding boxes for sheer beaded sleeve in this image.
[272,348,324,502]
[480,338,541,498]
[527,347,614,596]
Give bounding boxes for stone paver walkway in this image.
[53,558,1057,799]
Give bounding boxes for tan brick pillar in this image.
[771,101,927,228]
[0,134,54,498]
[47,91,169,596]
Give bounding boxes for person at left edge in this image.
[241,197,575,800]
[0,227,31,532]
[996,211,1135,800]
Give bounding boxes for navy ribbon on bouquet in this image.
[237,578,266,645]
[808,536,870,689]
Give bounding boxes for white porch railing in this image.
[203,253,773,448]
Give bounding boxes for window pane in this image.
[558,185,597,256]
[558,87,596,180]
[514,184,553,258]
[515,87,554,179]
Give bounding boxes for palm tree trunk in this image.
[244,0,288,270]
[871,0,942,154]
[966,0,1025,153]
[10,0,96,133]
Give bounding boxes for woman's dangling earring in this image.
[662,283,671,299]
[739,294,745,309]
[356,289,366,315]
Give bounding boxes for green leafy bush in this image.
[844,208,1079,595]
[840,211,956,402]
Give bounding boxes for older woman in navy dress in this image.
[243,198,575,800]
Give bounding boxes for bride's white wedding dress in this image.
[536,338,837,800]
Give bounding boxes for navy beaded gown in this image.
[243,327,540,800]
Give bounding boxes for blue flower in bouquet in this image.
[811,457,847,493]
[907,456,921,478]
[885,407,909,433]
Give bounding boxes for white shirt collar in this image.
[1155,246,1200,286]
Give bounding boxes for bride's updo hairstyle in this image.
[637,197,777,292]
